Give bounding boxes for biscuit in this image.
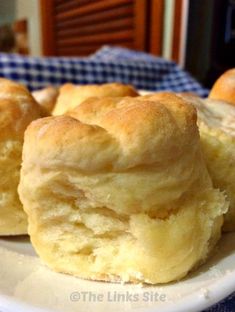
[19,95,227,283]
[209,68,235,106]
[178,92,235,231]
[52,82,138,115]
[0,78,41,235]
[32,86,59,116]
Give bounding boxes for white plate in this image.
[0,233,235,312]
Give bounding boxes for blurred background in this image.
[0,0,234,88]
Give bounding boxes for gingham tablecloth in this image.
[0,45,234,311]
[0,45,208,96]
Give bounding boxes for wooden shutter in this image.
[171,0,183,62]
[41,0,148,56]
[149,0,164,55]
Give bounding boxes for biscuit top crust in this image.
[52,82,139,115]
[0,78,41,140]
[179,92,235,136]
[61,82,138,98]
[25,94,198,172]
[209,68,235,106]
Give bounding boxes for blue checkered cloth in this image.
[0,46,234,311]
[0,45,208,96]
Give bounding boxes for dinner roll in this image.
[178,92,235,231]
[32,86,59,116]
[209,68,235,106]
[19,95,227,284]
[52,82,138,115]
[0,78,41,235]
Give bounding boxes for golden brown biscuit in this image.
[178,92,235,231]
[0,78,41,235]
[209,68,235,106]
[19,96,227,283]
[32,86,59,116]
[52,82,138,115]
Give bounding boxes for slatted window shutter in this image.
[41,0,148,56]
